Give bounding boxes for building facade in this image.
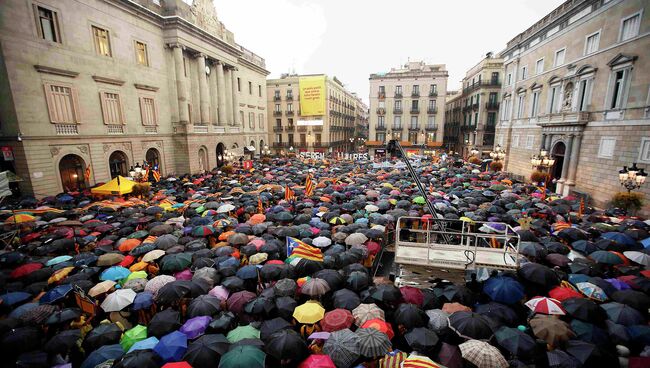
[495,0,650,210]
[443,91,462,153]
[0,0,268,196]
[267,74,359,155]
[454,54,503,158]
[367,61,448,157]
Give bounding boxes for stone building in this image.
[0,0,268,197]
[367,61,448,158]
[267,74,359,155]
[451,54,503,158]
[443,91,463,153]
[496,0,650,210]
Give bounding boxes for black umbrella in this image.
[148,309,181,338]
[611,289,650,312]
[346,271,370,291]
[155,280,191,305]
[44,329,81,355]
[475,302,519,327]
[16,350,48,368]
[562,298,606,323]
[1,326,42,356]
[332,289,361,310]
[265,329,309,362]
[113,349,160,368]
[260,317,293,342]
[313,269,345,290]
[208,312,237,334]
[448,311,496,340]
[83,323,122,351]
[369,284,402,305]
[184,334,230,368]
[45,307,82,325]
[187,295,222,318]
[245,296,276,316]
[494,326,536,359]
[394,303,429,329]
[441,285,477,306]
[275,296,298,320]
[404,327,439,353]
[518,263,560,289]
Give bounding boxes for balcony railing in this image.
[429,91,438,97]
[286,95,293,101]
[427,107,438,114]
[392,125,402,130]
[297,126,307,132]
[425,124,438,131]
[378,92,386,99]
[273,111,282,116]
[376,108,386,115]
[411,91,420,97]
[463,80,501,94]
[393,108,403,114]
[408,125,420,131]
[286,125,295,131]
[274,95,281,101]
[313,126,323,132]
[107,124,125,134]
[273,126,284,132]
[272,142,285,148]
[410,108,420,114]
[286,111,294,116]
[55,124,79,135]
[376,125,387,131]
[486,102,500,110]
[144,126,158,134]
[472,103,480,110]
[536,112,590,126]
[394,93,403,99]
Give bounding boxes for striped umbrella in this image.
[525,296,566,315]
[379,351,408,368]
[402,355,445,368]
[321,309,355,332]
[323,329,360,368]
[575,282,608,301]
[458,340,508,368]
[352,303,385,326]
[355,327,391,358]
[301,278,331,297]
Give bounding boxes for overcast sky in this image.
[215,0,566,103]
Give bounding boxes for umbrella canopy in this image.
[323,329,360,368]
[183,334,230,368]
[494,326,536,358]
[525,296,566,315]
[154,331,188,362]
[293,300,325,324]
[219,345,265,368]
[484,276,525,304]
[529,315,575,348]
[458,340,508,368]
[353,303,385,326]
[265,329,309,362]
[449,311,496,340]
[405,327,439,353]
[322,308,355,332]
[120,325,148,352]
[226,325,260,343]
[101,288,137,312]
[355,327,392,358]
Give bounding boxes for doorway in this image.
[109,151,128,178]
[59,154,86,191]
[551,141,565,192]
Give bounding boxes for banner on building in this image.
[297,119,324,126]
[299,76,326,116]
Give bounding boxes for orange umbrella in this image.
[48,266,75,284]
[129,261,149,272]
[219,231,235,241]
[249,214,266,225]
[362,318,395,339]
[119,239,142,252]
[442,302,471,314]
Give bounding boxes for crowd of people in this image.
[0,154,649,368]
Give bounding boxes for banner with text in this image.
[299,76,326,116]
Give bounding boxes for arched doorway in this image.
[249,140,256,159]
[216,143,225,167]
[198,147,208,173]
[551,141,566,192]
[59,154,86,191]
[145,148,161,170]
[109,151,128,178]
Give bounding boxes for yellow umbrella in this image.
[129,261,149,272]
[293,300,325,324]
[48,266,75,284]
[5,213,36,224]
[89,280,117,297]
[142,249,165,263]
[249,253,268,265]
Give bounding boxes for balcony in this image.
[297,126,307,132]
[107,124,125,134]
[425,124,438,131]
[286,95,293,101]
[427,107,438,114]
[376,125,387,131]
[429,91,438,97]
[144,126,158,134]
[410,108,420,114]
[472,103,480,110]
[408,125,420,131]
[273,111,282,116]
[313,126,323,132]
[378,92,386,99]
[392,125,402,130]
[193,124,208,133]
[273,126,284,132]
[486,102,500,110]
[376,108,386,115]
[273,142,286,148]
[286,125,295,132]
[411,91,420,97]
[274,95,281,101]
[394,93,403,99]
[55,124,79,135]
[393,108,403,115]
[286,111,294,116]
[536,111,590,126]
[463,80,501,94]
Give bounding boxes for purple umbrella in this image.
[605,278,631,291]
[438,342,463,368]
[180,316,211,339]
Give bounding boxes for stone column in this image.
[171,44,189,124]
[540,134,547,150]
[209,61,219,125]
[558,134,573,189]
[566,134,582,186]
[216,62,227,126]
[545,134,553,151]
[224,68,233,125]
[196,53,210,125]
[231,68,240,126]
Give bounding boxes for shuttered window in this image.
[100,92,125,124]
[44,82,81,124]
[139,97,157,126]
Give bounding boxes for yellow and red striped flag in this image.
[152,168,161,182]
[287,237,323,262]
[284,185,296,202]
[84,165,92,182]
[257,197,264,214]
[578,197,585,218]
[305,174,315,197]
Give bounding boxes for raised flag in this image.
[152,165,161,182]
[257,197,264,214]
[305,174,314,197]
[286,237,323,262]
[578,197,585,218]
[84,165,92,182]
[284,185,296,202]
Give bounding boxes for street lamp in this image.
[619,163,647,193]
[262,145,271,157]
[531,148,555,171]
[470,147,480,157]
[490,144,506,161]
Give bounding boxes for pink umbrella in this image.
[400,286,424,306]
[174,269,192,280]
[209,285,230,300]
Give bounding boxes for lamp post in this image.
[129,162,147,182]
[262,145,271,157]
[531,148,555,171]
[470,147,480,157]
[619,163,647,193]
[288,146,294,157]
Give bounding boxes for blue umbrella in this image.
[46,255,73,267]
[601,302,644,326]
[588,251,624,265]
[626,325,650,346]
[100,266,131,281]
[153,331,187,362]
[81,344,124,368]
[568,274,590,286]
[641,237,650,249]
[236,265,259,280]
[74,255,98,267]
[128,336,159,353]
[484,276,525,305]
[0,292,32,306]
[602,232,637,247]
[132,291,154,311]
[9,302,39,318]
[40,284,73,304]
[219,257,240,269]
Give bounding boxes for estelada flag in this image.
[305,174,315,197]
[84,165,91,182]
[286,237,323,262]
[152,165,161,182]
[284,185,296,202]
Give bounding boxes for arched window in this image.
[198,147,208,172]
[216,143,225,167]
[145,148,161,171]
[109,151,128,178]
[59,154,86,191]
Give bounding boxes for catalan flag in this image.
[84,165,92,182]
[152,166,161,182]
[305,174,315,197]
[257,197,264,214]
[144,166,150,182]
[578,197,585,218]
[286,237,323,262]
[285,185,296,202]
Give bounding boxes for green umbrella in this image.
[219,345,265,368]
[226,325,260,343]
[128,230,149,239]
[160,253,192,272]
[120,324,147,351]
[412,196,426,205]
[490,184,507,191]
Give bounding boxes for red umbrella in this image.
[11,263,43,279]
[21,232,42,243]
[162,363,192,368]
[227,291,256,315]
[266,260,285,265]
[299,354,336,368]
[321,308,354,332]
[361,318,395,339]
[366,241,381,255]
[548,286,584,301]
[400,286,424,306]
[119,255,136,268]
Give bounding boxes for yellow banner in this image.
[299,76,326,116]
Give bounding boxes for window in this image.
[412,85,419,95]
[491,72,499,84]
[411,100,418,110]
[274,90,280,98]
[287,103,293,112]
[249,112,254,128]
[549,84,561,113]
[488,92,498,104]
[577,78,593,111]
[288,118,293,127]
[44,82,80,124]
[276,134,282,143]
[638,137,650,163]
[99,91,125,125]
[139,97,157,125]
[517,94,525,118]
[501,98,510,120]
[410,116,418,129]
[378,86,385,94]
[315,134,321,145]
[408,131,418,144]
[300,134,306,145]
[391,116,399,128]
[135,41,148,66]
[259,114,264,129]
[427,115,435,128]
[512,135,519,148]
[275,118,281,127]
[376,132,386,142]
[535,59,544,75]
[92,25,111,57]
[526,135,534,149]
[378,115,386,128]
[35,6,60,43]
[530,90,540,117]
[598,137,616,158]
[237,78,241,92]
[428,100,436,109]
[287,89,293,98]
[620,12,641,41]
[554,48,565,67]
[395,85,402,95]
[274,104,280,112]
[521,66,528,80]
[287,134,293,144]
[395,100,402,109]
[258,85,262,97]
[429,84,437,95]
[585,31,600,55]
[506,73,512,85]
[239,111,244,125]
[610,68,631,109]
[248,81,252,95]
[487,112,496,126]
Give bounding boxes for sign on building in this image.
[299,76,326,116]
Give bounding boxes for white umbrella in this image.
[623,251,650,267]
[88,280,117,297]
[142,249,166,263]
[312,236,332,248]
[101,288,137,312]
[364,205,379,213]
[345,233,368,246]
[217,204,235,213]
